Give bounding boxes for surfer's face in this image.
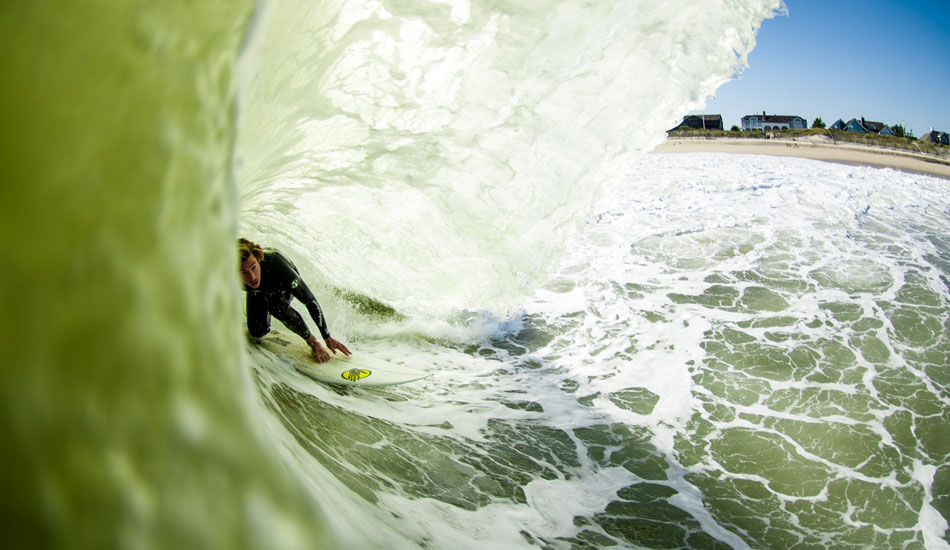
[240,255,261,288]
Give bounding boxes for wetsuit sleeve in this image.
[271,253,332,340]
[293,282,332,340]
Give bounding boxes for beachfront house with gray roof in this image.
[920,130,949,145]
[669,114,724,131]
[741,112,807,132]
[833,117,897,136]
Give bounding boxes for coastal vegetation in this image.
[667,127,949,159]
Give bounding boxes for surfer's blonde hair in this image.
[238,238,264,265]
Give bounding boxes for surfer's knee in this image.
[248,324,270,338]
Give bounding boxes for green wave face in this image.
[0,2,331,547]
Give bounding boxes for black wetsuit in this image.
[244,249,331,341]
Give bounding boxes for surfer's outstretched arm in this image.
[280,259,352,360]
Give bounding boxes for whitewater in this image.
[243,151,950,549]
[3,0,949,549]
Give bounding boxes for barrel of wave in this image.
[0,2,335,548]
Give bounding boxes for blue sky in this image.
[693,0,950,137]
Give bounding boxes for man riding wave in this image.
[238,238,351,363]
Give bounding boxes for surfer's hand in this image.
[325,337,352,357]
[311,344,331,363]
[306,334,332,363]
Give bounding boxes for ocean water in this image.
[245,150,950,549]
[5,0,950,548]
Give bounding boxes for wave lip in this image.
[235,0,784,320]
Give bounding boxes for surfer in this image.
[238,238,352,363]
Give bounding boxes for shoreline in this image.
[652,137,950,179]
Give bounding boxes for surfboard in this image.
[257,330,430,387]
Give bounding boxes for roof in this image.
[686,115,723,122]
[670,114,724,131]
[920,130,949,143]
[741,114,804,123]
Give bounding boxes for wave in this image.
[235,0,783,322]
[3,0,782,547]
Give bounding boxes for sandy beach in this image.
[653,137,950,179]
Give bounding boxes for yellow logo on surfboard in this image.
[342,368,371,382]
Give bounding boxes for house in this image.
[844,118,869,132]
[670,114,724,132]
[839,117,897,135]
[920,130,950,145]
[741,112,807,132]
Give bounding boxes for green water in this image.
[1,2,331,547]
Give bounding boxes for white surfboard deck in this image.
[258,330,430,387]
